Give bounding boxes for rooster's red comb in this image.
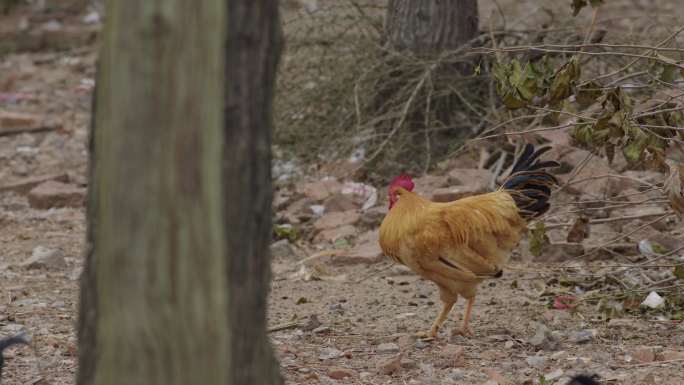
[389,174,414,191]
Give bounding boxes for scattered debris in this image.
[21,246,67,270]
[27,181,86,209]
[641,291,665,309]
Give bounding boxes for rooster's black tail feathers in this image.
[502,144,559,220]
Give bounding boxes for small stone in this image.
[270,239,298,260]
[0,173,69,194]
[544,368,564,381]
[504,341,515,349]
[376,342,400,354]
[658,350,684,361]
[376,353,402,375]
[0,111,39,129]
[21,246,67,270]
[359,205,386,228]
[316,225,357,243]
[630,347,656,364]
[569,329,597,343]
[319,347,344,360]
[607,318,635,329]
[324,193,358,213]
[400,359,417,369]
[313,326,331,334]
[359,372,372,380]
[414,340,430,349]
[298,179,342,202]
[526,355,547,368]
[28,181,85,209]
[2,324,26,335]
[313,210,360,231]
[528,323,549,347]
[397,334,417,348]
[327,367,356,380]
[448,368,465,381]
[333,231,383,265]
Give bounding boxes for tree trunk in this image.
[223,0,283,384]
[78,0,229,384]
[384,0,479,55]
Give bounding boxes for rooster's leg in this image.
[428,299,455,337]
[451,297,475,337]
[416,288,456,339]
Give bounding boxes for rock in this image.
[300,314,322,332]
[607,318,636,329]
[298,179,342,202]
[309,205,325,216]
[412,175,449,197]
[333,231,383,265]
[544,368,564,381]
[630,347,656,364]
[483,368,509,385]
[21,246,66,270]
[359,371,372,380]
[2,324,27,335]
[313,326,331,335]
[569,329,597,343]
[270,239,298,260]
[534,242,585,262]
[313,210,360,231]
[438,344,465,368]
[376,352,402,375]
[359,205,387,228]
[528,322,559,351]
[376,342,400,354]
[0,173,69,194]
[319,347,344,360]
[0,111,39,128]
[448,368,465,381]
[324,193,358,213]
[327,367,356,380]
[526,355,547,368]
[432,186,485,202]
[447,168,494,186]
[316,225,356,243]
[414,340,430,349]
[42,25,99,51]
[282,198,313,224]
[400,358,417,369]
[658,350,684,361]
[397,334,417,348]
[27,181,85,209]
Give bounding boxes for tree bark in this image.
[384,0,479,55]
[223,1,283,384]
[77,1,229,384]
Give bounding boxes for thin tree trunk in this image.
[384,0,479,55]
[77,0,228,384]
[223,0,283,384]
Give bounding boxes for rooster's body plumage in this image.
[379,144,558,337]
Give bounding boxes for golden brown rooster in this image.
[379,144,558,338]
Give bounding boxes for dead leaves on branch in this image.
[663,160,684,216]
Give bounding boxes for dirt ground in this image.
[1,1,683,385]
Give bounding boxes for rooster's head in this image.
[388,174,414,209]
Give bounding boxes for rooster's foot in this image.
[415,329,437,341]
[451,326,473,338]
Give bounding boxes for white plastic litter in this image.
[641,291,665,309]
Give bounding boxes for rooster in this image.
[379,144,558,338]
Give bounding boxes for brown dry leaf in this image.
[566,216,590,243]
[663,161,684,217]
